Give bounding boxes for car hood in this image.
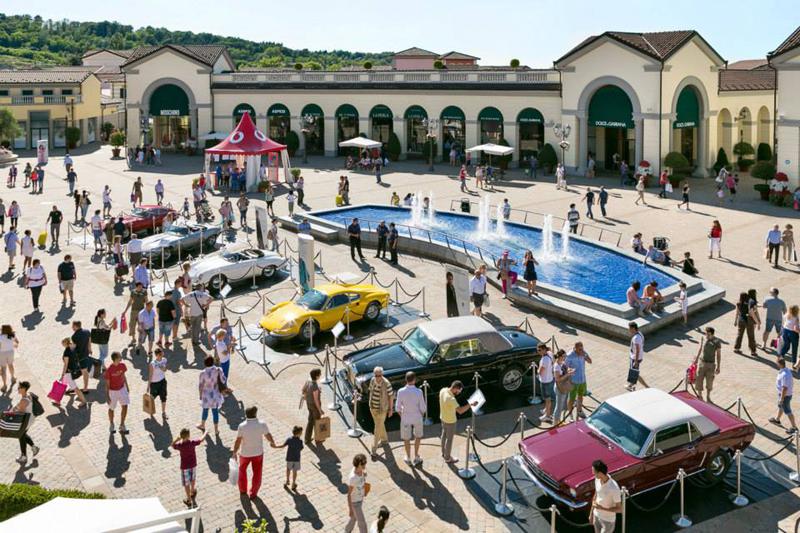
[189,256,231,278]
[141,233,181,250]
[520,421,636,486]
[344,343,419,378]
[260,303,308,330]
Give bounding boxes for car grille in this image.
[523,454,561,492]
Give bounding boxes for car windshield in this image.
[131,207,150,217]
[586,403,651,456]
[296,289,327,311]
[168,226,189,235]
[402,327,438,364]
[221,252,240,263]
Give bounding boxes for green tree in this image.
[537,143,558,173]
[510,58,520,68]
[433,60,444,69]
[756,142,772,162]
[285,130,300,156]
[750,161,775,181]
[386,132,401,161]
[712,147,730,174]
[0,108,22,144]
[363,61,372,70]
[664,151,691,175]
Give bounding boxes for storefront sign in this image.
[674,121,696,128]
[160,110,180,116]
[593,120,628,128]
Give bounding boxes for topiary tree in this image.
[109,130,126,158]
[712,147,730,174]
[433,60,444,69]
[294,62,303,70]
[0,108,21,145]
[756,142,772,162]
[750,161,776,181]
[65,126,81,149]
[733,141,755,171]
[537,143,558,174]
[497,137,512,170]
[363,61,373,70]
[101,121,115,142]
[510,58,520,68]
[285,130,300,156]
[664,151,691,184]
[386,131,401,161]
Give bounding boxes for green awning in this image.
[233,103,256,123]
[440,106,465,121]
[404,105,427,120]
[149,84,189,116]
[517,107,544,124]
[674,87,700,129]
[301,103,323,117]
[478,106,503,122]
[267,103,290,117]
[588,85,633,128]
[336,104,358,118]
[370,104,393,120]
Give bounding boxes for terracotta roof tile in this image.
[0,69,94,84]
[122,44,226,67]
[82,49,133,59]
[718,69,776,91]
[727,59,768,70]
[440,51,480,60]
[557,30,697,63]
[769,26,800,58]
[393,47,438,57]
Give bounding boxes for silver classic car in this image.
[139,220,222,266]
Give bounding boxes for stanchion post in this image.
[791,431,800,483]
[384,298,391,328]
[321,344,332,385]
[621,487,628,533]
[730,449,749,506]
[328,359,342,411]
[343,306,353,341]
[250,264,258,290]
[392,279,399,307]
[418,287,430,318]
[347,393,363,438]
[737,396,742,418]
[494,459,514,516]
[306,321,316,353]
[549,505,557,533]
[672,468,692,528]
[528,361,542,405]
[422,381,432,426]
[457,426,476,480]
[518,412,526,443]
[199,228,204,256]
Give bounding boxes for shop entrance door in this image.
[604,127,632,170]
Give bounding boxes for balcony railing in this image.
[0,95,82,106]
[213,69,560,86]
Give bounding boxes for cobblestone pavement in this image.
[0,145,798,532]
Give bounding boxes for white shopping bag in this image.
[665,183,673,193]
[483,292,490,308]
[228,458,239,485]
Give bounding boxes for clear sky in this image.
[2,0,797,66]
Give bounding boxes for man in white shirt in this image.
[567,204,580,234]
[770,357,798,434]
[127,236,143,270]
[590,459,621,532]
[626,322,648,391]
[395,371,426,466]
[137,300,157,356]
[232,406,275,499]
[90,209,104,253]
[181,285,212,345]
[133,258,150,289]
[102,186,112,218]
[469,269,487,317]
[537,344,555,423]
[155,179,165,205]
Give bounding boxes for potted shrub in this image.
[733,141,755,171]
[636,160,652,187]
[290,168,302,182]
[65,126,81,149]
[109,130,125,158]
[712,147,730,175]
[750,161,775,200]
[101,122,115,142]
[257,180,271,193]
[663,152,691,186]
[386,132,401,161]
[285,130,300,157]
[756,142,773,162]
[769,171,791,205]
[537,143,558,174]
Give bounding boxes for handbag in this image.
[120,314,128,334]
[555,364,574,394]
[686,362,697,385]
[92,360,102,380]
[142,393,156,415]
[483,292,490,308]
[217,369,231,395]
[47,380,67,404]
[0,412,30,438]
[665,182,674,193]
[627,360,640,385]
[90,328,111,345]
[314,416,331,441]
[31,393,44,417]
[228,458,239,485]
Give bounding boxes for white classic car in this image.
[140,220,222,266]
[188,246,285,291]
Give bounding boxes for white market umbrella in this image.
[199,131,229,141]
[338,137,382,150]
[465,143,513,156]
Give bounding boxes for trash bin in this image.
[460,198,471,213]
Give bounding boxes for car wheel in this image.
[210,274,227,293]
[364,301,381,321]
[500,365,525,392]
[703,450,731,485]
[202,236,217,253]
[261,265,276,278]
[299,319,319,342]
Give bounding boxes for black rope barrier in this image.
[471,419,521,449]
[553,506,593,528]
[625,479,679,513]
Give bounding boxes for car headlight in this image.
[569,487,577,497]
[274,319,296,332]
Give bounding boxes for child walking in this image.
[676,281,688,325]
[172,427,206,508]
[273,425,304,491]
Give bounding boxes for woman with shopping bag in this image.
[10,381,38,465]
[58,337,87,408]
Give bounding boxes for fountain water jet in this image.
[560,219,571,260]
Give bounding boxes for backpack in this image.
[30,393,44,416]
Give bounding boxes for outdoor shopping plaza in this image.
[1,21,800,533]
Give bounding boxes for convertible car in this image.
[517,388,755,510]
[140,220,221,266]
[337,316,540,408]
[189,246,285,292]
[259,282,390,341]
[105,204,177,238]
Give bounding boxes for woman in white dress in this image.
[0,324,18,393]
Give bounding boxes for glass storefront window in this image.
[406,118,426,155]
[519,122,543,161]
[53,119,66,148]
[337,117,357,156]
[269,117,289,145]
[480,120,502,144]
[14,121,26,149]
[442,119,465,159]
[154,116,190,150]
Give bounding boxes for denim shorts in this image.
[539,380,554,400]
[181,467,196,486]
[766,319,782,334]
[141,327,155,342]
[159,321,173,336]
[780,395,793,415]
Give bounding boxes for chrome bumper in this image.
[512,454,588,510]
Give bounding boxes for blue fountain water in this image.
[311,206,677,304]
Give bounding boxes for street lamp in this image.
[552,123,571,165]
[300,113,316,164]
[422,117,439,172]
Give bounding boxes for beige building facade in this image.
[769,27,800,186]
[121,32,779,179]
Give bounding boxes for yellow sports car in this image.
[259,283,390,341]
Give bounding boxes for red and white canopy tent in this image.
[204,113,292,191]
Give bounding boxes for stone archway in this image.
[717,108,733,159]
[576,76,643,174]
[139,78,199,145]
[670,77,710,175]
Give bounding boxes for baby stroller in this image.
[196,200,215,223]
[653,236,669,251]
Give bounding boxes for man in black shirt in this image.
[347,218,365,261]
[71,320,92,392]
[156,292,177,348]
[113,216,126,240]
[375,221,388,259]
[57,254,77,306]
[46,205,63,247]
[66,167,77,196]
[388,223,399,265]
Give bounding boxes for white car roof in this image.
[605,389,717,434]
[417,317,513,352]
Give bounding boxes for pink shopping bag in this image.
[47,380,67,404]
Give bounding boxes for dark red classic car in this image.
[517,389,755,510]
[105,204,177,238]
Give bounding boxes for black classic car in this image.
[337,316,541,409]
